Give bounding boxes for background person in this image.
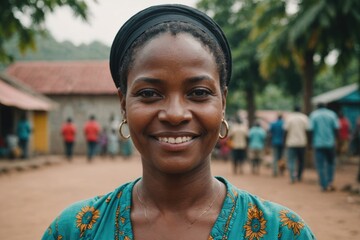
[352,116,360,183]
[248,121,266,174]
[61,117,76,161]
[16,114,31,159]
[284,106,309,183]
[6,130,19,159]
[268,114,285,177]
[337,111,351,165]
[42,5,314,239]
[83,115,100,162]
[228,116,248,174]
[309,103,339,192]
[98,127,109,157]
[107,128,119,158]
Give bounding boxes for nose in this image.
[158,95,192,125]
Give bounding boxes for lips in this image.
[157,136,193,144]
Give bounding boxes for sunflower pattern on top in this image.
[244,203,267,240]
[75,206,100,237]
[42,178,315,240]
[279,209,305,235]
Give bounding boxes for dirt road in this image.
[0,155,359,240]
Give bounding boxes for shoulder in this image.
[301,113,309,121]
[42,182,133,240]
[234,189,316,239]
[309,110,318,118]
[42,196,103,239]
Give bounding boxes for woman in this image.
[42,4,315,239]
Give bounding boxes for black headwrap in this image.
[109,4,232,89]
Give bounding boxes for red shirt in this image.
[61,123,76,142]
[84,120,100,142]
[339,117,350,140]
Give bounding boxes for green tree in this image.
[197,0,268,125]
[0,0,92,63]
[252,0,360,114]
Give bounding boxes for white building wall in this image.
[48,94,120,154]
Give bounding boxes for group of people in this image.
[227,103,359,192]
[61,115,133,161]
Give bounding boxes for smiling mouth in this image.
[157,136,193,144]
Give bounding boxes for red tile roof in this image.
[0,73,55,111]
[6,61,117,95]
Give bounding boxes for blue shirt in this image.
[248,126,266,150]
[17,120,31,140]
[269,119,284,146]
[309,108,339,148]
[42,178,315,239]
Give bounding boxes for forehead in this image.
[126,33,220,90]
[132,32,216,71]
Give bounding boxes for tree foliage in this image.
[252,0,360,114]
[1,33,109,64]
[197,0,269,125]
[0,0,92,63]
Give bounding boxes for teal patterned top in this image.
[42,177,315,239]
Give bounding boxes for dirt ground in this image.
[0,154,359,240]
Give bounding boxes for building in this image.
[312,83,360,129]
[6,61,120,154]
[0,72,56,157]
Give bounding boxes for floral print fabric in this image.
[42,177,315,239]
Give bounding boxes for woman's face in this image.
[119,33,227,174]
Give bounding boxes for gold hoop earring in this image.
[219,119,229,139]
[119,119,130,139]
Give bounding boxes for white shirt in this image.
[229,122,248,149]
[284,112,309,147]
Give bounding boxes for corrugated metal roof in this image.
[0,73,54,110]
[312,83,359,104]
[6,61,117,95]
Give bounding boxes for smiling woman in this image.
[42,4,315,240]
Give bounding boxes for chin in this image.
[151,155,211,175]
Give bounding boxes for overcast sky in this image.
[45,0,197,46]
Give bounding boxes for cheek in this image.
[196,104,223,133]
[126,102,154,131]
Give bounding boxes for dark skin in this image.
[117,33,227,239]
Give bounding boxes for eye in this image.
[188,88,212,98]
[136,89,162,99]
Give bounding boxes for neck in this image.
[139,167,217,211]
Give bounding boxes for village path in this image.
[0,154,359,240]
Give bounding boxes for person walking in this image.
[248,121,266,174]
[309,103,339,192]
[61,117,76,161]
[83,115,100,162]
[228,116,248,174]
[284,106,309,183]
[16,114,31,159]
[268,114,285,177]
[337,111,351,165]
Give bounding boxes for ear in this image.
[117,88,126,118]
[222,87,228,117]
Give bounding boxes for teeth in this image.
[158,136,192,144]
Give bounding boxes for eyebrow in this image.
[133,75,216,85]
[185,75,216,85]
[133,77,163,85]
